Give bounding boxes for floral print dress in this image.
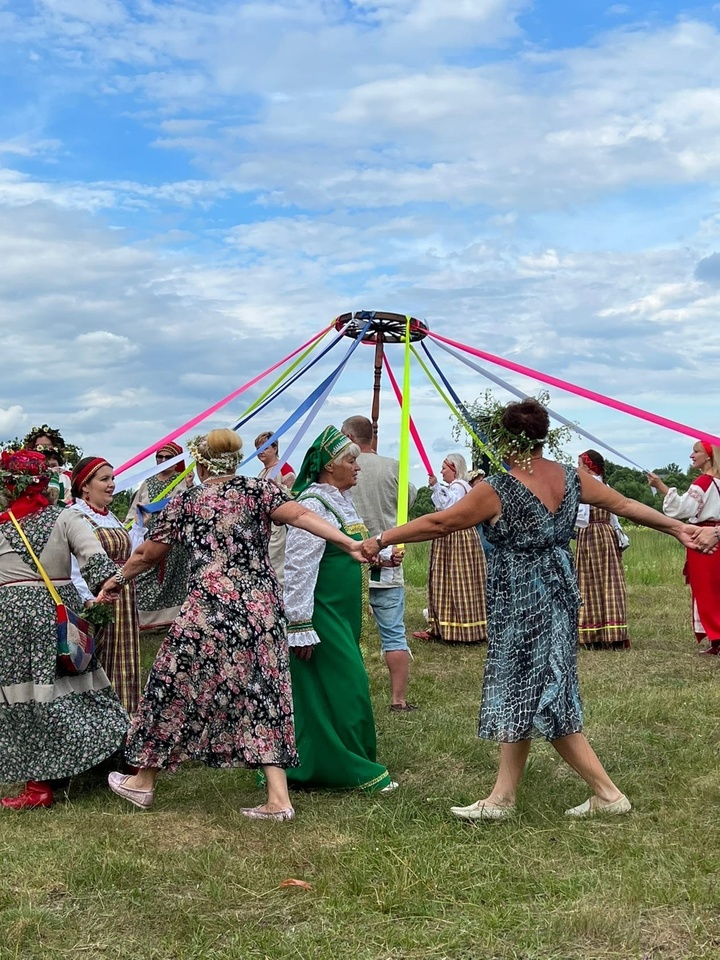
[124,476,298,772]
[0,507,128,782]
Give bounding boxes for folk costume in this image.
[128,442,191,632]
[662,463,720,645]
[0,451,127,806]
[283,427,392,792]
[71,474,141,714]
[575,460,629,650]
[426,479,487,644]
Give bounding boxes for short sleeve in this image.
[259,478,292,515]
[149,493,186,545]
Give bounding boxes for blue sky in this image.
[1,0,719,483]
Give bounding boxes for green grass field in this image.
[2,529,720,960]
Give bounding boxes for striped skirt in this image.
[576,517,628,649]
[428,527,487,644]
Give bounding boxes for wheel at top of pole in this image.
[334,310,429,342]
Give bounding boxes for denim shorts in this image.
[369,586,409,653]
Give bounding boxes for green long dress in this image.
[285,492,391,792]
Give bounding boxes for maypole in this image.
[333,310,428,449]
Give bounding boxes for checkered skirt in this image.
[575,508,628,649]
[428,527,487,644]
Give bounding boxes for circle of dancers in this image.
[0,408,718,819]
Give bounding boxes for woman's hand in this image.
[676,525,702,551]
[98,577,121,601]
[428,474,438,487]
[349,541,370,564]
[360,537,381,560]
[292,645,314,661]
[646,472,669,495]
[83,599,96,609]
[690,526,719,554]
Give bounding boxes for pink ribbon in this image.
[115,324,331,475]
[382,354,434,475]
[427,331,720,448]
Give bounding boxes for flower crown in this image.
[188,435,241,477]
[0,449,50,497]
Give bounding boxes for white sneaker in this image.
[380,781,399,793]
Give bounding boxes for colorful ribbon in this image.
[381,354,433,476]
[114,322,333,475]
[396,317,412,534]
[427,330,720,447]
[429,339,648,472]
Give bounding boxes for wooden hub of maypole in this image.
[333,311,429,450]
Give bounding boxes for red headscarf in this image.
[157,442,185,473]
[0,450,50,523]
[580,452,602,475]
[72,458,112,497]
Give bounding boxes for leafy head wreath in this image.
[187,434,241,477]
[476,390,574,472]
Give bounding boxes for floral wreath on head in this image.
[187,435,241,477]
[475,390,574,472]
[23,424,66,452]
[0,449,51,498]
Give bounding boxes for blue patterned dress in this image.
[479,465,584,742]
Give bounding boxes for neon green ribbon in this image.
[396,317,412,537]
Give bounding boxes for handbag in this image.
[8,510,95,675]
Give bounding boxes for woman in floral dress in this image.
[100,429,364,821]
[361,399,699,821]
[0,450,128,810]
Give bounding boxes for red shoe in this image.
[1,781,54,810]
[699,645,720,655]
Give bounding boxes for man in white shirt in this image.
[341,416,417,710]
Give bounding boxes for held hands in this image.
[360,537,382,561]
[688,526,719,554]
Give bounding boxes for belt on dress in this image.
[1,578,72,587]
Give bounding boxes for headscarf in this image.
[580,452,602,475]
[292,426,353,496]
[0,449,51,523]
[700,441,714,460]
[157,441,185,473]
[72,457,112,498]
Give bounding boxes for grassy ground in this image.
[2,530,720,959]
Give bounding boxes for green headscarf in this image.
[292,425,353,496]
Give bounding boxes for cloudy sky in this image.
[2,0,720,484]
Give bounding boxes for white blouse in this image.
[70,500,124,603]
[431,478,470,511]
[575,475,628,548]
[663,477,720,524]
[283,483,362,647]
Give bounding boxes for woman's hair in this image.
[500,399,549,445]
[202,429,242,458]
[694,441,720,477]
[327,442,360,468]
[444,453,468,481]
[580,449,605,478]
[254,430,278,452]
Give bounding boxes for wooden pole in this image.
[371,335,384,451]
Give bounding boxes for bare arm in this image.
[98,540,171,599]
[272,501,364,558]
[579,472,695,546]
[360,482,502,557]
